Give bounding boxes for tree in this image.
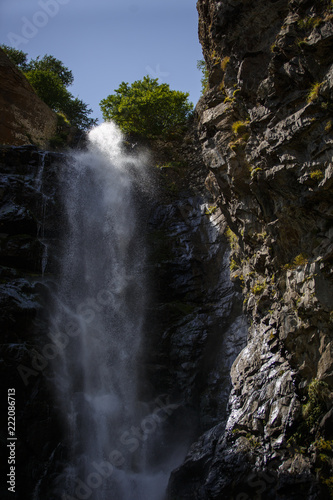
[0,45,96,131]
[1,45,28,71]
[197,59,209,95]
[26,54,74,87]
[100,76,193,139]
[24,69,71,111]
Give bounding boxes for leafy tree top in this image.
[100,75,193,139]
[1,45,29,71]
[27,54,74,87]
[1,45,96,131]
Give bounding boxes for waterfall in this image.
[47,123,181,500]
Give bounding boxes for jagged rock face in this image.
[144,139,247,432]
[0,145,64,499]
[0,139,248,498]
[0,49,58,148]
[168,0,333,498]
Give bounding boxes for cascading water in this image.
[47,123,184,500]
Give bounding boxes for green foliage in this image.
[297,16,322,30]
[232,120,249,136]
[325,120,332,132]
[230,258,239,271]
[225,227,239,251]
[100,76,193,139]
[25,69,71,111]
[221,56,230,71]
[205,205,217,216]
[288,380,332,452]
[26,54,74,86]
[310,170,324,181]
[156,161,185,171]
[1,45,29,70]
[229,120,250,151]
[1,46,96,131]
[315,438,333,453]
[246,433,261,449]
[284,253,308,270]
[251,282,266,295]
[197,59,209,95]
[293,253,309,266]
[307,82,324,103]
[303,379,331,430]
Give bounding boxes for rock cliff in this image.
[0,145,64,499]
[1,1,333,497]
[168,0,333,498]
[0,48,58,148]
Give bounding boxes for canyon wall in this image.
[168,0,333,498]
[1,1,333,497]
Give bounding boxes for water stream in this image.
[48,123,183,500]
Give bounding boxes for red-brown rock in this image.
[0,48,57,148]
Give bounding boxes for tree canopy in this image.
[1,45,96,131]
[100,76,193,139]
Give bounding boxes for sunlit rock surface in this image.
[168,0,333,498]
[0,49,58,148]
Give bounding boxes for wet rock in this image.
[169,0,333,497]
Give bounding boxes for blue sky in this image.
[0,0,203,123]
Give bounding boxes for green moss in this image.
[249,166,263,179]
[296,37,309,48]
[230,258,239,271]
[221,56,230,71]
[310,170,324,181]
[293,253,308,266]
[246,433,261,449]
[251,282,266,295]
[315,438,333,453]
[232,120,250,136]
[225,227,239,251]
[283,253,308,270]
[205,205,217,216]
[302,379,331,430]
[297,16,322,31]
[307,81,324,103]
[325,120,332,132]
[156,161,186,171]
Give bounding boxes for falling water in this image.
[48,123,182,500]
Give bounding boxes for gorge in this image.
[1,0,333,499]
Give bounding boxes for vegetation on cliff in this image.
[1,45,96,131]
[100,75,193,139]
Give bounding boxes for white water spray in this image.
[47,123,181,500]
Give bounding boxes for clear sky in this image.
[0,0,203,123]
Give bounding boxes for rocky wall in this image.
[0,49,58,149]
[0,145,64,499]
[168,0,333,498]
